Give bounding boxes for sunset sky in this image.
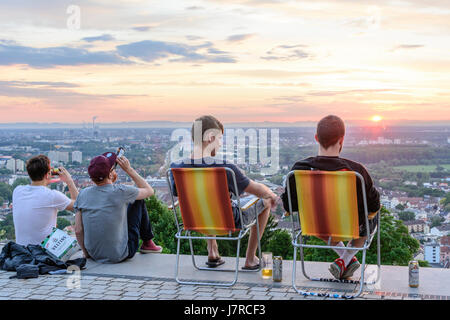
[0,0,449,124]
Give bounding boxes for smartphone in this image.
[51,168,60,176]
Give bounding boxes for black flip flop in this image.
[241,263,260,270]
[206,258,225,268]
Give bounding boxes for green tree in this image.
[430,216,445,228]
[398,211,415,221]
[146,196,207,255]
[0,183,12,202]
[57,217,71,230]
[0,168,12,175]
[418,260,430,267]
[265,229,293,260]
[395,203,405,211]
[0,213,15,240]
[12,178,30,190]
[58,210,73,217]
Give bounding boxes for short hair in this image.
[26,155,51,181]
[191,115,224,143]
[316,115,346,150]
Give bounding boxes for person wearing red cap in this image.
[73,152,162,263]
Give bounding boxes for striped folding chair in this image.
[166,167,262,287]
[285,170,381,299]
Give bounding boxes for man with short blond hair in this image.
[170,115,278,269]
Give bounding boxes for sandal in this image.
[242,263,260,270]
[206,257,225,268]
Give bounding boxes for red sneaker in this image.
[140,240,163,253]
[342,256,361,279]
[329,258,346,280]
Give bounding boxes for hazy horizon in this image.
[0,119,450,129]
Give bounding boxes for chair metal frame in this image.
[285,170,381,299]
[166,167,262,287]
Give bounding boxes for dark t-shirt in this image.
[281,156,381,228]
[169,157,250,198]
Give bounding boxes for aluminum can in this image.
[273,256,283,282]
[408,260,419,288]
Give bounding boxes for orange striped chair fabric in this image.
[171,167,237,235]
[293,170,360,241]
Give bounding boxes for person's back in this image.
[74,152,160,264]
[281,155,380,227]
[12,155,77,246]
[13,185,70,245]
[74,183,138,263]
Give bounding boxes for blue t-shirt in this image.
[169,157,250,198]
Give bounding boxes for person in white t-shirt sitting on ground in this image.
[12,155,79,246]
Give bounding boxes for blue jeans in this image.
[125,200,155,260]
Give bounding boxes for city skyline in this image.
[0,0,449,123]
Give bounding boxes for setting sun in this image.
[371,115,383,122]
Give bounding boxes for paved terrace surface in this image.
[1,251,449,300]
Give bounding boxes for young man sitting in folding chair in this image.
[169,115,278,270]
[281,115,381,280]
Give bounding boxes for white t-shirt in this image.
[12,185,72,246]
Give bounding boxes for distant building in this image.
[72,151,82,163]
[48,151,70,164]
[3,158,24,173]
[441,237,450,264]
[424,242,441,264]
[15,159,25,172]
[6,159,15,172]
[403,220,430,234]
[436,224,450,236]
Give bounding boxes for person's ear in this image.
[314,134,319,143]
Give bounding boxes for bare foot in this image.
[244,256,260,268]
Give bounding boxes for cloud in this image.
[0,80,79,88]
[226,34,256,43]
[186,6,204,10]
[261,44,311,61]
[272,95,305,102]
[186,35,204,41]
[0,80,147,108]
[0,41,129,68]
[307,89,396,97]
[392,44,425,51]
[82,34,116,42]
[0,38,236,68]
[220,69,350,78]
[116,40,236,63]
[132,26,154,32]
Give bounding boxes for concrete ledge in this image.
[82,252,450,298]
[1,249,449,300]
